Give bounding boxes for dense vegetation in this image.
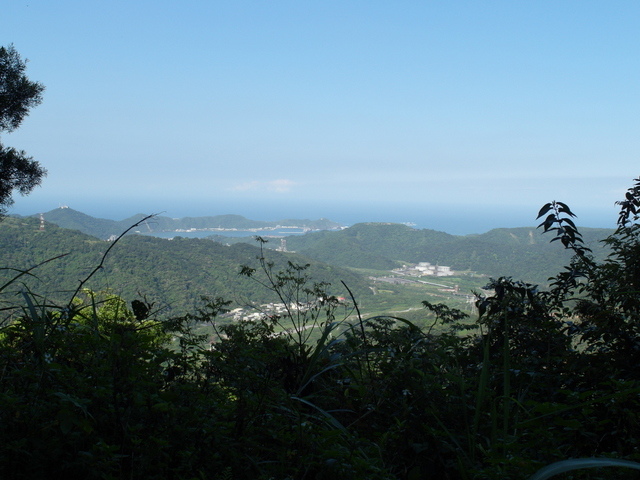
[2,179,640,479]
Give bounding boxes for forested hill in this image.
[28,207,342,240]
[0,217,370,315]
[284,222,613,285]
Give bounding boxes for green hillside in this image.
[0,217,370,315]
[284,222,612,285]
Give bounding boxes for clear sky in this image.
[3,1,639,232]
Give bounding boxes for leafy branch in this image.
[615,175,640,226]
[536,201,591,257]
[68,214,158,308]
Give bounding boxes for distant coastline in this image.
[142,226,325,240]
[10,198,619,236]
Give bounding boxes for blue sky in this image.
[3,1,639,232]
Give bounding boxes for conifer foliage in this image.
[0,44,46,214]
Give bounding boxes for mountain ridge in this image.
[27,207,344,240]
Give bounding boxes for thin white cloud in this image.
[231,181,260,192]
[268,179,296,192]
[230,179,296,193]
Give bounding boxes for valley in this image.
[3,208,601,326]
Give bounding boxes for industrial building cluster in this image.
[393,262,454,277]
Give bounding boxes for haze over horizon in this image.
[3,2,638,233]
